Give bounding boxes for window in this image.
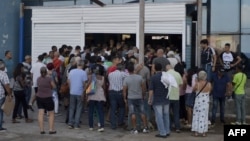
[211,0,240,33]
[208,35,239,53]
[76,0,91,5]
[241,35,250,54]
[202,6,207,34]
[241,0,250,33]
[43,1,74,6]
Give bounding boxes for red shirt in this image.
[107,66,117,75]
[53,58,62,78]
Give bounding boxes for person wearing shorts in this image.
[36,67,56,134]
[123,63,148,134]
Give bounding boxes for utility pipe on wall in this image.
[19,3,24,62]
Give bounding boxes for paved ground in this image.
[0,107,225,141]
[1,79,250,141]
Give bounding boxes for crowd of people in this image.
[0,38,248,138]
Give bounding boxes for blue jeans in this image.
[235,94,246,123]
[201,63,212,82]
[69,95,83,127]
[108,90,125,129]
[170,100,180,130]
[153,104,170,136]
[211,97,225,123]
[88,100,105,128]
[0,97,5,129]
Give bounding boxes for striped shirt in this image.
[0,70,10,99]
[108,70,128,91]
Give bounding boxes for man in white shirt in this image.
[29,55,46,105]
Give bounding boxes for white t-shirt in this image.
[30,61,46,87]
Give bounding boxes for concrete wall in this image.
[0,0,21,65]
[22,0,43,58]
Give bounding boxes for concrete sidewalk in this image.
[0,108,224,141]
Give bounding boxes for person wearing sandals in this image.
[191,71,211,137]
[36,67,56,134]
[12,63,33,123]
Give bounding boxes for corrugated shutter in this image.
[31,3,187,63]
[32,23,81,64]
[32,8,83,23]
[145,22,183,34]
[84,22,136,33]
[82,3,185,34]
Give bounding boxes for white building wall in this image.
[31,3,187,64]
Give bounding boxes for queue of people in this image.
[0,39,247,139]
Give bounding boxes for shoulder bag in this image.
[192,81,208,106]
[232,74,244,99]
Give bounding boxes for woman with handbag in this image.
[87,63,106,132]
[12,63,33,123]
[191,71,211,137]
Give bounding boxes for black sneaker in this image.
[0,128,7,132]
[155,134,167,138]
[221,120,225,124]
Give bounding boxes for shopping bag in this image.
[1,95,14,116]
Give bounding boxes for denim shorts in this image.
[128,99,145,115]
[185,93,195,108]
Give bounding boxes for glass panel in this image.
[99,0,112,4]
[208,35,239,53]
[117,0,152,3]
[211,0,240,33]
[202,0,207,3]
[154,0,197,2]
[43,1,74,6]
[113,0,123,4]
[91,0,112,5]
[202,6,207,34]
[154,0,167,2]
[241,35,250,77]
[76,0,91,5]
[241,0,250,33]
[241,35,250,55]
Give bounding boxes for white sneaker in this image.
[142,128,149,133]
[231,122,241,125]
[89,128,94,131]
[242,122,248,125]
[98,128,104,132]
[131,129,138,134]
[97,122,101,127]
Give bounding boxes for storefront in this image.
[31,2,193,67]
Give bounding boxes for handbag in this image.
[86,74,97,95]
[1,95,14,116]
[59,82,69,95]
[232,74,244,99]
[193,81,208,106]
[0,80,8,96]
